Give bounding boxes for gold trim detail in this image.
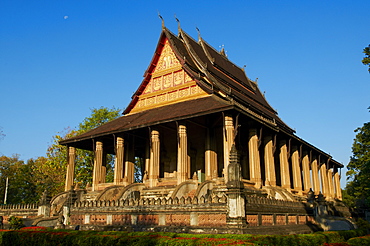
[131,38,209,113]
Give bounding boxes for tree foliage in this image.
[0,155,37,204]
[346,108,370,209]
[47,106,121,189]
[0,106,121,204]
[362,44,370,73]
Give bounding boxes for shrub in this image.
[7,216,23,230]
[347,234,370,246]
[355,218,370,232]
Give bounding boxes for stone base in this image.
[227,217,248,233]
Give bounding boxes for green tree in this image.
[362,44,370,73]
[47,107,121,189]
[28,156,66,200]
[0,155,37,204]
[346,108,370,209]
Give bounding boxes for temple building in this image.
[52,24,350,233]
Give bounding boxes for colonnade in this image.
[64,114,342,200]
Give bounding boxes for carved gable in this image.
[130,38,208,113]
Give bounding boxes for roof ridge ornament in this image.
[219,45,227,58]
[158,12,165,29]
[196,27,201,42]
[175,14,181,34]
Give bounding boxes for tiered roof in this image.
[60,26,342,168]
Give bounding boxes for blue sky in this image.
[0,1,369,188]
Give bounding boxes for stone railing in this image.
[0,203,38,210]
[246,196,304,207]
[0,203,39,223]
[245,196,308,215]
[74,195,227,208]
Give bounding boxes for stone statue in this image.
[56,214,65,229]
[39,189,51,205]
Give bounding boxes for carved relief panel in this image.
[131,38,207,113]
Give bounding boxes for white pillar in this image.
[114,137,124,185]
[311,158,320,195]
[334,169,342,200]
[264,136,276,186]
[65,146,76,191]
[177,124,189,184]
[223,115,234,183]
[291,147,302,195]
[320,162,329,197]
[149,130,160,187]
[248,128,261,188]
[302,152,311,193]
[92,141,103,191]
[279,140,291,191]
[205,129,217,180]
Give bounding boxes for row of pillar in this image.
[64,114,342,200]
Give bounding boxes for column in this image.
[248,128,261,188]
[124,141,135,185]
[302,152,311,193]
[143,141,150,184]
[205,129,217,180]
[291,147,302,195]
[223,115,234,183]
[311,158,320,195]
[334,169,342,200]
[114,137,124,185]
[279,140,291,191]
[92,141,103,191]
[327,169,334,200]
[101,163,106,183]
[64,146,76,191]
[177,124,190,184]
[264,136,276,186]
[149,129,160,187]
[319,162,329,197]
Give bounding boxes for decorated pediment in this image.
[130,38,207,113]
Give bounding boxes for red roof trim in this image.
[123,31,167,115]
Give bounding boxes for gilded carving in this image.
[179,88,189,98]
[144,82,152,94]
[185,72,192,83]
[155,39,180,72]
[147,97,155,106]
[173,70,183,86]
[168,91,178,100]
[163,74,173,88]
[130,38,208,113]
[190,85,198,95]
[153,77,162,91]
[157,93,166,103]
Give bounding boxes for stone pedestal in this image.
[226,145,247,232]
[38,189,51,217]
